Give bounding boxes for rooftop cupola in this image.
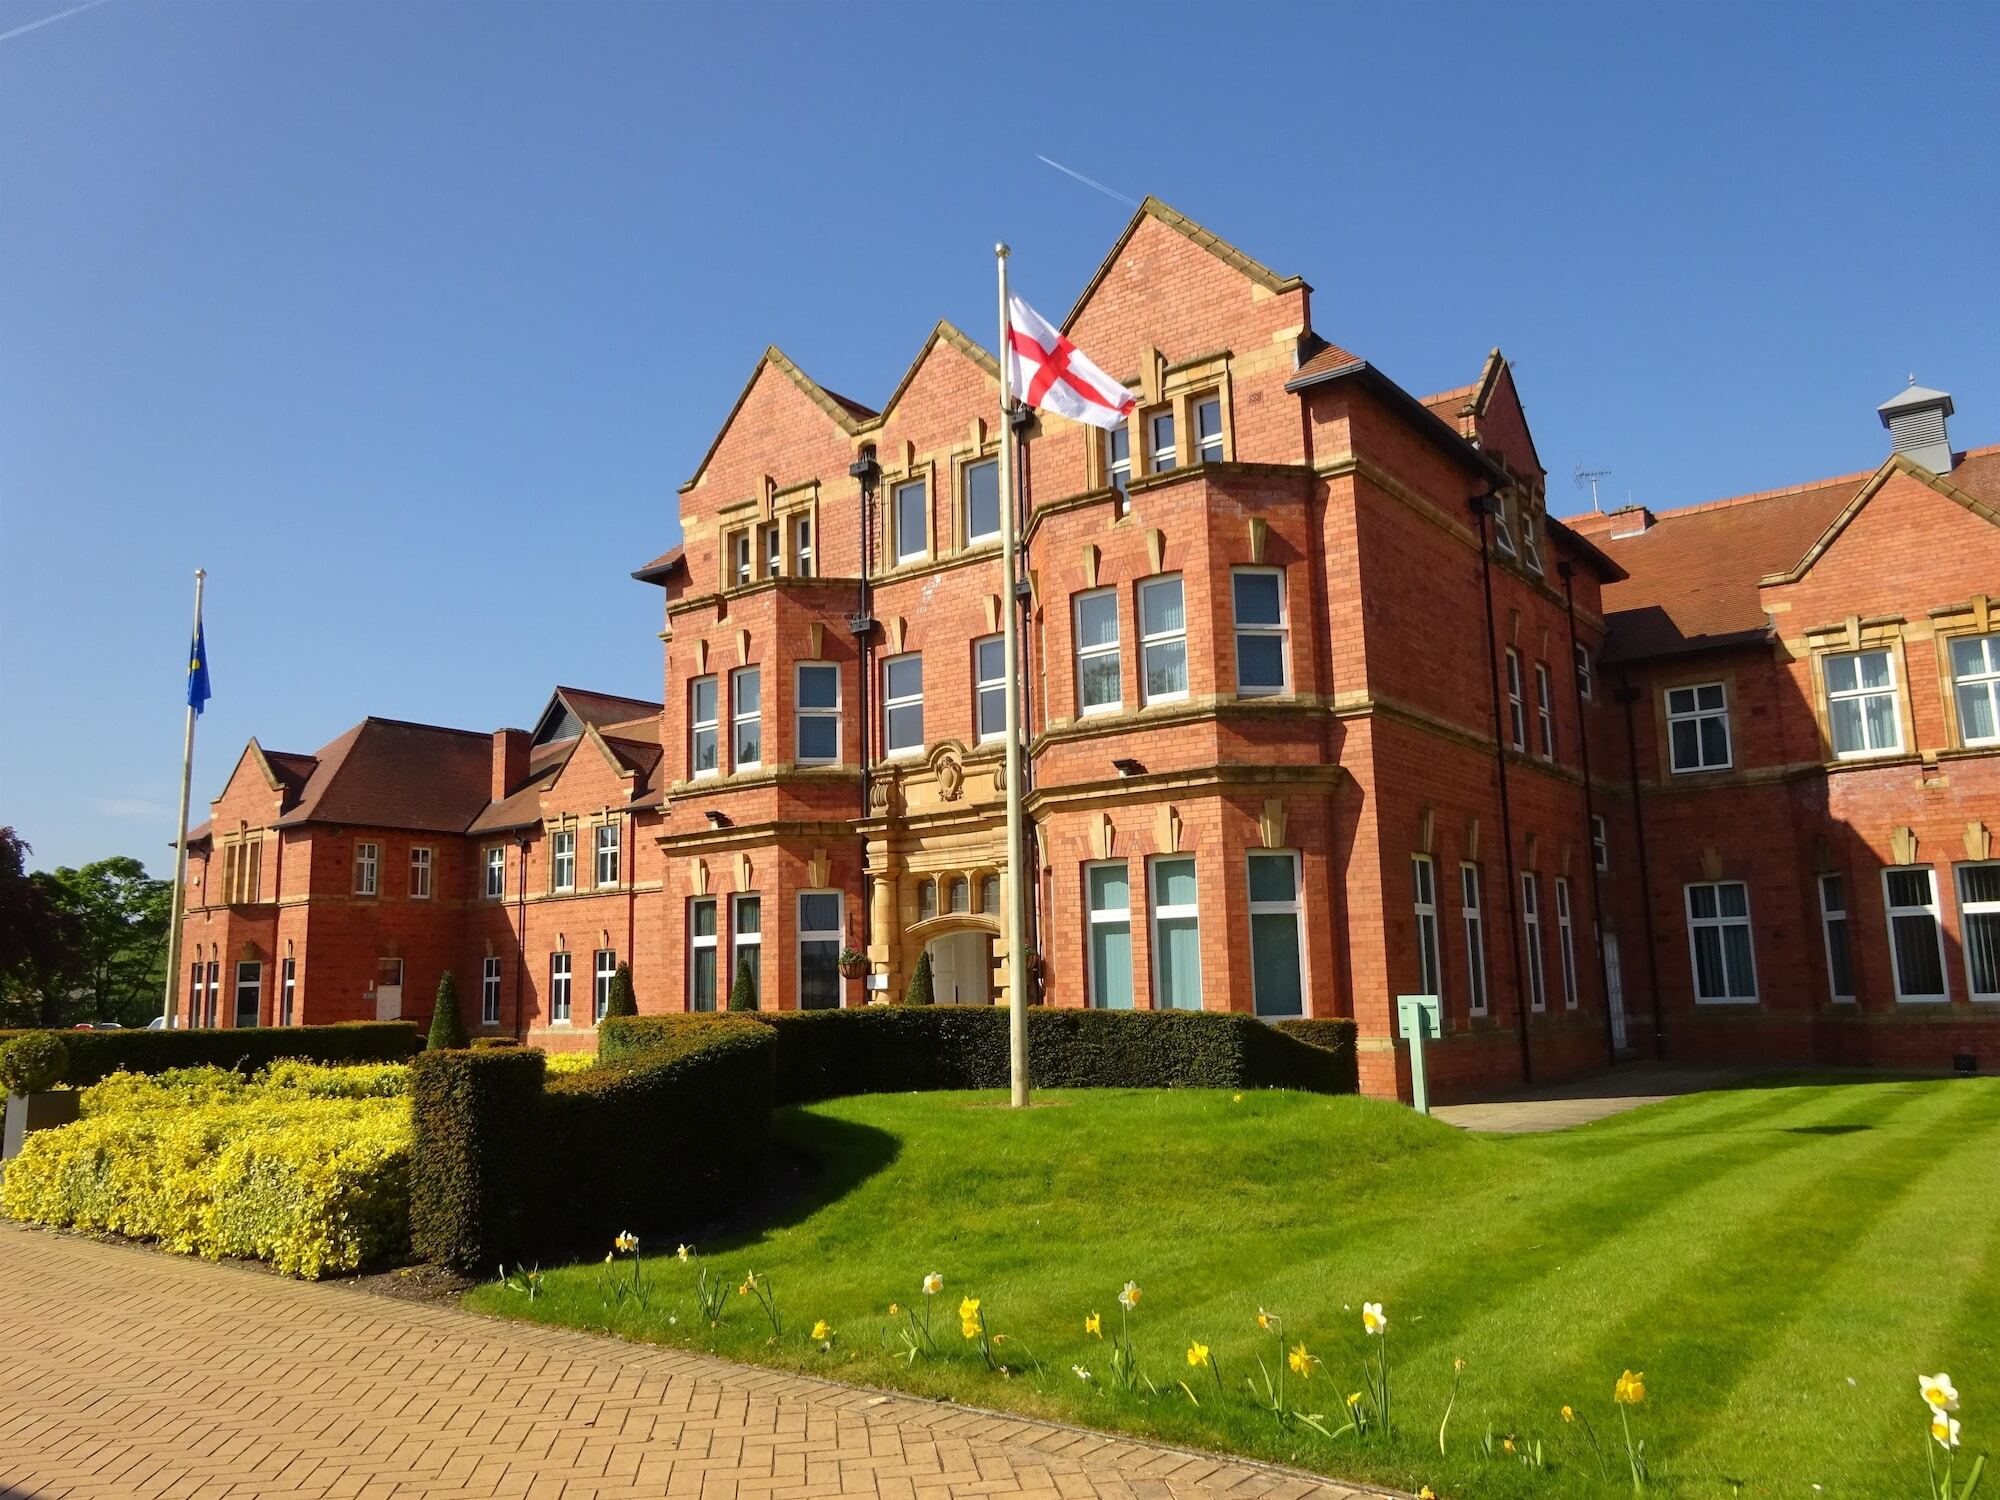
[1878,378,1955,474]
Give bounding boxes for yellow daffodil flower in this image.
[1502,1437,1516,1454]
[1614,1369,1646,1406]
[962,1321,981,1341]
[1453,1356,1465,1372]
[1362,1301,1386,1335]
[1256,1308,1272,1331]
[1418,1488,1437,1500]
[887,1302,901,1317]
[1085,1312,1102,1338]
[1288,1343,1318,1377]
[1561,1405,1575,1423]
[675,1243,692,1262]
[1187,1341,1210,1368]
[1232,1093,1244,1104]
[1931,1410,1962,1449]
[614,1231,638,1254]
[923,1272,943,1296]
[1920,1372,1960,1412]
[1345,1391,1362,1409]
[958,1296,980,1323]
[1119,1281,1141,1310]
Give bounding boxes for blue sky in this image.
[3,1,1995,874]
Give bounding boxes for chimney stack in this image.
[1878,379,1955,474]
[492,728,530,801]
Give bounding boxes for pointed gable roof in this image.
[1062,195,1307,333]
[528,686,662,747]
[863,321,999,426]
[1760,446,2000,587]
[679,346,877,494]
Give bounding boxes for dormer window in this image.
[1491,494,1516,557]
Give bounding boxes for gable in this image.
[1469,357,1545,482]
[868,322,999,427]
[680,348,873,498]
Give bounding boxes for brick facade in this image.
[177,199,1999,1097]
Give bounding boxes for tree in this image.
[427,971,469,1049]
[902,948,934,1006]
[0,840,164,1029]
[0,829,80,1027]
[604,961,637,1019]
[727,954,757,1012]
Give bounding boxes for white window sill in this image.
[884,747,923,760]
[1833,747,1905,762]
[1893,995,1951,1005]
[1694,996,1760,1006]
[1670,763,1734,776]
[1142,693,1189,709]
[1237,686,1288,700]
[966,532,1001,548]
[1080,703,1123,717]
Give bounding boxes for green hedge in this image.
[0,1021,423,1087]
[601,1007,1357,1105]
[409,1018,773,1270]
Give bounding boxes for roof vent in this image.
[1878,378,1954,474]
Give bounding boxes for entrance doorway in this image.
[374,958,404,1022]
[924,931,993,1005]
[1603,932,1628,1050]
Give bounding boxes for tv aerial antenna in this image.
[1574,463,1612,513]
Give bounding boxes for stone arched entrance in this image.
[923,928,994,1005]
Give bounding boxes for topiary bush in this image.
[603,962,637,1020]
[42,1021,421,1086]
[901,949,935,1006]
[0,1032,70,1094]
[727,954,758,1012]
[427,973,469,1050]
[408,1047,546,1271]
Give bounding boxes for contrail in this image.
[0,0,115,46]
[1035,155,1140,209]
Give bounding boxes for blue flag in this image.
[187,617,212,715]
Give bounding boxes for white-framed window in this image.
[794,514,813,578]
[1882,866,1948,1003]
[1521,872,1547,1012]
[1460,863,1488,1016]
[797,890,843,1011]
[1521,504,1544,575]
[1086,861,1132,1010]
[409,846,432,900]
[1504,649,1527,751]
[975,635,1006,742]
[353,842,378,896]
[964,456,1000,545]
[1492,493,1516,557]
[551,828,576,892]
[764,524,780,579]
[732,666,761,769]
[882,652,924,757]
[732,893,761,1008]
[1247,850,1305,1018]
[1957,862,2000,1002]
[689,898,717,1012]
[1575,641,1594,701]
[690,675,720,777]
[1591,814,1609,872]
[594,823,620,888]
[593,949,617,1023]
[795,662,840,764]
[1149,856,1202,1011]
[732,531,752,586]
[1534,663,1556,760]
[1825,648,1902,758]
[1147,408,1176,474]
[1554,876,1579,1010]
[484,845,506,900]
[893,477,928,564]
[979,874,1000,916]
[1951,633,2000,746]
[1666,682,1732,773]
[204,959,219,1027]
[915,877,937,922]
[548,951,572,1023]
[1104,422,1131,498]
[1412,854,1442,998]
[1685,880,1757,1003]
[1138,575,1188,705]
[1193,395,1224,464]
[280,956,296,1027]
[480,955,501,1026]
[1232,568,1288,696]
[1818,873,1854,1004]
[1074,588,1122,714]
[233,960,261,1028]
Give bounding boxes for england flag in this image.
[1004,294,1138,431]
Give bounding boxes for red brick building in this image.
[177,199,1998,1093]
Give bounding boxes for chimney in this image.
[492,728,530,801]
[1878,379,1954,474]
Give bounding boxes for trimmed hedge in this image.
[600,1007,1358,1106]
[4,1021,423,1087]
[409,1017,773,1269]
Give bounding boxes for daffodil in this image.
[1072,1365,1093,1381]
[1453,1356,1465,1372]
[676,1243,691,1262]
[1256,1308,1273,1331]
[887,1302,901,1317]
[1614,1368,1646,1406]
[1931,1409,1962,1449]
[1418,1489,1436,1500]
[1288,1343,1319,1378]
[1085,1311,1102,1338]
[811,1319,832,1342]
[1362,1301,1387,1335]
[1502,1436,1516,1454]
[958,1296,980,1323]
[1920,1372,1960,1412]
[1118,1281,1141,1310]
[1561,1404,1575,1423]
[614,1230,638,1254]
[922,1272,943,1296]
[1345,1390,1363,1409]
[1232,1093,1244,1104]
[1187,1340,1210,1368]
[603,1252,614,1265]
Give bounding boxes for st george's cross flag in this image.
[1004,294,1137,431]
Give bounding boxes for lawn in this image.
[466,1076,2000,1498]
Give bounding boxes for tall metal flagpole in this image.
[996,245,1030,1108]
[160,569,205,1028]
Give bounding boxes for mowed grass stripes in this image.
[467,1075,2000,1499]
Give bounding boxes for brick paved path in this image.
[0,1226,1393,1500]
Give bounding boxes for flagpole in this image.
[995,245,1030,1109]
[161,568,205,1029]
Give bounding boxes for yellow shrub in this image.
[79,1066,248,1116]
[259,1059,410,1098]
[1,1094,410,1278]
[544,1052,596,1076]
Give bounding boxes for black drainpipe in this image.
[849,448,881,950]
[1616,674,1668,1057]
[1559,562,1617,1067]
[513,831,530,1041]
[1471,492,1533,1087]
